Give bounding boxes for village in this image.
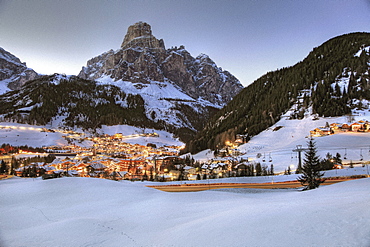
[2,118,370,182]
[0,129,259,182]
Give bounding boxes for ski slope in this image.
[237,108,370,173]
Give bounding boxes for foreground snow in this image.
[1,177,369,247]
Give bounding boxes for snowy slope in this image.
[99,124,184,147]
[96,75,218,130]
[0,122,183,148]
[237,107,370,173]
[0,122,68,147]
[189,106,370,173]
[0,176,369,247]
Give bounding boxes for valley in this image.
[0,15,370,247]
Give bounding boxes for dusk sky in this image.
[1,0,370,86]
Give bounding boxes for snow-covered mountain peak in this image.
[79,22,243,107]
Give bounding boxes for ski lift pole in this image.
[292,145,308,173]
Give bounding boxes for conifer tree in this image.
[287,166,291,175]
[0,160,7,174]
[270,164,274,175]
[255,163,262,176]
[297,138,325,190]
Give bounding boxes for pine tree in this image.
[0,160,7,174]
[287,166,291,175]
[255,163,262,176]
[297,138,325,190]
[270,164,274,175]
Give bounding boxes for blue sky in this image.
[1,0,370,86]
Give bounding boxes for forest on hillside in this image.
[184,32,370,154]
[0,76,157,131]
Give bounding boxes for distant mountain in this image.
[0,22,243,142]
[0,47,39,93]
[78,21,243,107]
[184,32,370,154]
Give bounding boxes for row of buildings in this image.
[15,153,264,181]
[310,120,370,137]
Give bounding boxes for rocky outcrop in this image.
[0,47,39,92]
[121,21,165,51]
[79,22,243,107]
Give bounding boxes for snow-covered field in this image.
[0,176,369,247]
[0,122,183,148]
[1,108,370,246]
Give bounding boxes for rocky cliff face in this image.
[121,21,165,51]
[0,47,39,93]
[79,22,243,107]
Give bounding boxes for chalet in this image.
[231,148,242,156]
[235,134,248,144]
[209,163,228,178]
[183,165,196,175]
[117,171,130,180]
[310,128,321,137]
[201,164,209,173]
[329,123,342,133]
[86,162,106,177]
[364,122,370,132]
[340,123,350,132]
[235,163,249,176]
[218,148,229,157]
[310,127,331,137]
[15,162,48,177]
[168,170,181,180]
[350,122,363,132]
[156,171,172,182]
[333,163,343,169]
[351,121,370,132]
[156,156,184,171]
[114,159,145,172]
[70,162,89,176]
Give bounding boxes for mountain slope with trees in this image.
[0,74,160,131]
[184,32,370,154]
[0,74,221,141]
